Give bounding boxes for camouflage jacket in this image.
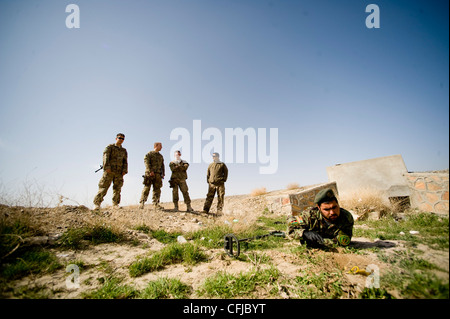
[169,160,189,181]
[287,207,354,246]
[103,143,128,174]
[144,151,165,176]
[207,162,228,185]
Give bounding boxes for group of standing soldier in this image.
[93,133,354,249]
[93,133,228,215]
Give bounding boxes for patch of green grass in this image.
[197,266,280,298]
[129,243,207,277]
[256,215,286,229]
[140,277,192,299]
[83,276,138,299]
[189,225,232,249]
[11,283,64,299]
[293,271,343,299]
[59,225,123,249]
[0,248,62,281]
[0,215,42,259]
[354,212,449,249]
[360,287,394,299]
[150,229,182,244]
[134,224,151,234]
[403,272,449,299]
[378,249,449,299]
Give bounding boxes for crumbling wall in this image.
[265,182,338,216]
[404,172,449,215]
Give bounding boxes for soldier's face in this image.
[155,143,162,151]
[319,201,340,222]
[116,136,124,145]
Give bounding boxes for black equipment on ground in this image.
[224,230,285,258]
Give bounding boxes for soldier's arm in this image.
[287,214,309,240]
[206,165,211,183]
[222,164,228,182]
[144,153,151,174]
[122,149,128,175]
[103,145,112,172]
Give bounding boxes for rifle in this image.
[94,165,103,173]
[224,230,285,258]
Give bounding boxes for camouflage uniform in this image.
[169,160,191,207]
[203,161,228,213]
[93,143,128,206]
[140,150,165,205]
[287,207,354,246]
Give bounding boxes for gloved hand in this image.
[302,230,324,248]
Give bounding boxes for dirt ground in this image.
[1,191,449,299]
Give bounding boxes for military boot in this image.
[139,202,144,209]
[186,203,194,212]
[173,202,179,211]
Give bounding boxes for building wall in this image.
[326,154,409,198]
[404,172,449,215]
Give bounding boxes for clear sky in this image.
[0,0,448,208]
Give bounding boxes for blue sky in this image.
[0,0,448,207]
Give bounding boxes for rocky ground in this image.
[0,189,448,299]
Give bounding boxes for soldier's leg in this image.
[93,172,113,207]
[172,182,179,210]
[140,185,151,204]
[179,180,191,205]
[217,184,225,212]
[112,173,124,206]
[152,175,163,205]
[203,184,217,212]
[172,182,180,203]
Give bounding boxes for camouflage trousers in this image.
[172,179,191,205]
[140,173,162,204]
[93,171,124,206]
[203,183,225,212]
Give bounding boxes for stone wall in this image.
[289,183,338,216]
[404,172,449,215]
[265,182,338,216]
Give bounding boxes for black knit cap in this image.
[314,188,338,205]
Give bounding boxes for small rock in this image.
[399,231,405,235]
[24,236,48,245]
[367,211,381,221]
[138,233,149,240]
[177,236,187,244]
[409,230,420,235]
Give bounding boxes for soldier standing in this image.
[93,133,128,210]
[287,188,354,248]
[169,150,194,212]
[139,142,165,210]
[201,152,228,215]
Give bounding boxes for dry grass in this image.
[250,187,267,197]
[286,182,300,190]
[339,187,392,217]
